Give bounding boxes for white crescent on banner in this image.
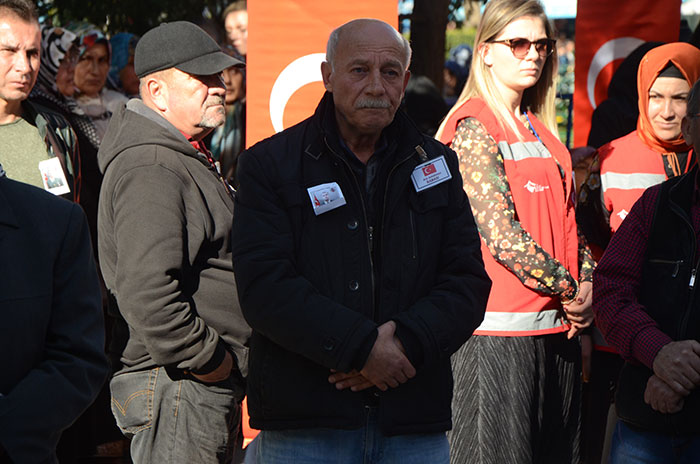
[269,53,326,133]
[587,36,644,109]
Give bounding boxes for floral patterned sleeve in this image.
[578,228,596,282]
[452,117,578,301]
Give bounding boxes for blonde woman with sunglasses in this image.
[435,1,594,462]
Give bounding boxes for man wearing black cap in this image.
[96,21,249,462]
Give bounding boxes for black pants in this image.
[581,349,623,464]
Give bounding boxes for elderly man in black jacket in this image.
[232,18,491,463]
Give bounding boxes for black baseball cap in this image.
[135,21,244,78]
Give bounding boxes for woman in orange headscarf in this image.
[578,43,700,249]
[576,42,700,464]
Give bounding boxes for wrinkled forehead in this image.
[336,27,407,67]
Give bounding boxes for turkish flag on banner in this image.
[247,1,397,148]
[573,0,680,147]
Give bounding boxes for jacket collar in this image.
[667,162,699,215]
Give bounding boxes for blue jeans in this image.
[110,367,245,463]
[244,406,449,464]
[610,421,700,464]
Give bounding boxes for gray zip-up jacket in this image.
[97,99,249,377]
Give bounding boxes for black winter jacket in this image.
[232,92,491,435]
[616,166,700,434]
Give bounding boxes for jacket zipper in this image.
[670,202,698,338]
[680,257,699,339]
[409,209,417,259]
[379,145,425,271]
[380,146,425,241]
[199,151,236,201]
[324,138,377,319]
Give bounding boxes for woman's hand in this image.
[564,281,593,339]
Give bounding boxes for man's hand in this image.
[358,321,416,391]
[192,350,233,383]
[564,281,593,339]
[652,340,700,396]
[328,369,374,392]
[644,374,685,414]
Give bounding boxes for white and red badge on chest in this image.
[411,155,451,192]
[307,182,347,216]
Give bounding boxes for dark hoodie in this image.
[97,99,249,377]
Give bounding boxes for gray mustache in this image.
[355,99,391,109]
[205,97,225,107]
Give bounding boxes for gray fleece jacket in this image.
[97,99,249,377]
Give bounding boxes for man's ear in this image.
[402,69,411,93]
[145,75,168,112]
[681,116,693,146]
[321,61,333,92]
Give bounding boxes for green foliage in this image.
[37,0,232,35]
[445,26,476,57]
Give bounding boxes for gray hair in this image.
[326,19,411,71]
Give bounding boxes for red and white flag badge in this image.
[411,156,451,192]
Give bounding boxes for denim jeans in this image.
[244,406,449,464]
[110,367,245,463]
[609,421,700,464]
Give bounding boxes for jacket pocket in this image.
[109,368,158,436]
[647,258,684,278]
[406,184,449,258]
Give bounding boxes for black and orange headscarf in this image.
[637,42,700,167]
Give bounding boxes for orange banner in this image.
[247,0,397,148]
[573,0,680,147]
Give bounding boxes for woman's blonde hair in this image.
[436,0,559,140]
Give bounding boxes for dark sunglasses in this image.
[489,38,556,59]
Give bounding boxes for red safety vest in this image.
[593,130,693,352]
[599,130,692,233]
[439,98,578,336]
